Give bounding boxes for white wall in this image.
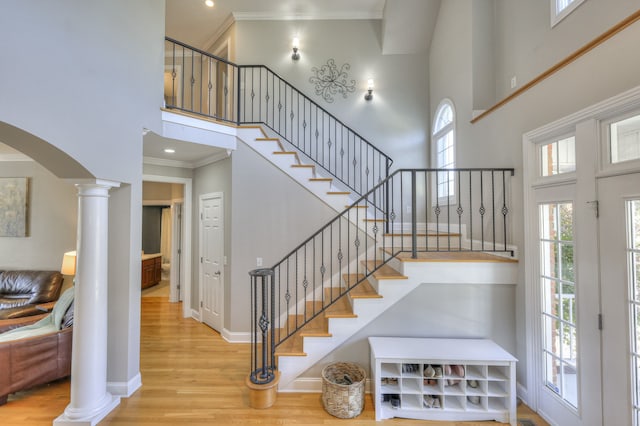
[234,19,430,170]
[430,0,640,394]
[0,161,77,269]
[0,0,166,393]
[493,0,640,100]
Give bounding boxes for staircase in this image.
[236,126,361,215]
[162,37,516,393]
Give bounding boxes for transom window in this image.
[610,113,640,165]
[540,136,576,177]
[432,100,455,200]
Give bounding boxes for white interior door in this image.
[200,193,224,332]
[597,172,640,425]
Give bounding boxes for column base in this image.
[53,393,120,426]
[246,371,280,409]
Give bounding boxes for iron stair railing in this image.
[249,168,515,385]
[164,37,393,198]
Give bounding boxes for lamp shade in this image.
[61,251,77,275]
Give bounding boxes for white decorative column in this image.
[55,181,121,426]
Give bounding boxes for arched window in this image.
[432,100,455,200]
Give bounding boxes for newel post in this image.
[246,268,279,408]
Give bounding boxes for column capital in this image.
[64,178,121,190]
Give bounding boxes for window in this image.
[432,100,455,201]
[540,136,576,177]
[540,202,578,408]
[610,113,640,164]
[551,0,586,27]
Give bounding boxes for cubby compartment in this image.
[370,337,517,425]
[444,395,465,411]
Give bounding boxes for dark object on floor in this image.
[518,419,536,426]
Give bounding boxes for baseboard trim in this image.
[516,381,529,407]
[191,309,201,321]
[107,373,142,398]
[278,377,372,394]
[221,328,251,343]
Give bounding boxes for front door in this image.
[200,193,224,332]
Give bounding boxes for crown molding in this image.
[232,11,383,21]
[144,150,230,170]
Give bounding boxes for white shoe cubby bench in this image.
[369,337,517,425]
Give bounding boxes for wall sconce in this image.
[364,79,374,101]
[292,37,300,60]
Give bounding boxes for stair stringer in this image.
[277,269,421,390]
[236,126,376,217]
[276,256,519,391]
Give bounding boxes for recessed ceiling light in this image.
[164,148,175,154]
[205,0,214,7]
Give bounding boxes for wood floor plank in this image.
[1,297,546,426]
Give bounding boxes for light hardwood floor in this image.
[2,297,549,426]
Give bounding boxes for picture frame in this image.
[0,177,29,237]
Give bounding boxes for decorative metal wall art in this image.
[309,59,356,103]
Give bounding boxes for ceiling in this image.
[165,0,388,49]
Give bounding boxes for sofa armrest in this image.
[0,313,47,334]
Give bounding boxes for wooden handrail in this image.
[471,8,640,124]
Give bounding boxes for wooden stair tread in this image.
[291,164,314,168]
[349,280,382,299]
[255,137,279,141]
[309,178,332,182]
[363,218,387,222]
[342,273,365,287]
[325,297,356,318]
[299,315,331,337]
[347,205,369,209]
[362,261,408,280]
[274,331,306,357]
[396,251,518,263]
[327,191,350,195]
[273,151,297,155]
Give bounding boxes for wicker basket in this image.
[321,362,366,418]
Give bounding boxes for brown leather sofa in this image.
[0,287,74,405]
[0,270,64,320]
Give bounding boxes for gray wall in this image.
[0,0,166,388]
[0,161,77,270]
[229,142,338,331]
[430,0,640,392]
[234,19,430,170]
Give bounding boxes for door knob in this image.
[214,271,221,275]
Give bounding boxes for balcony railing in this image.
[164,37,392,197]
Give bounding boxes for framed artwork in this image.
[0,177,29,237]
